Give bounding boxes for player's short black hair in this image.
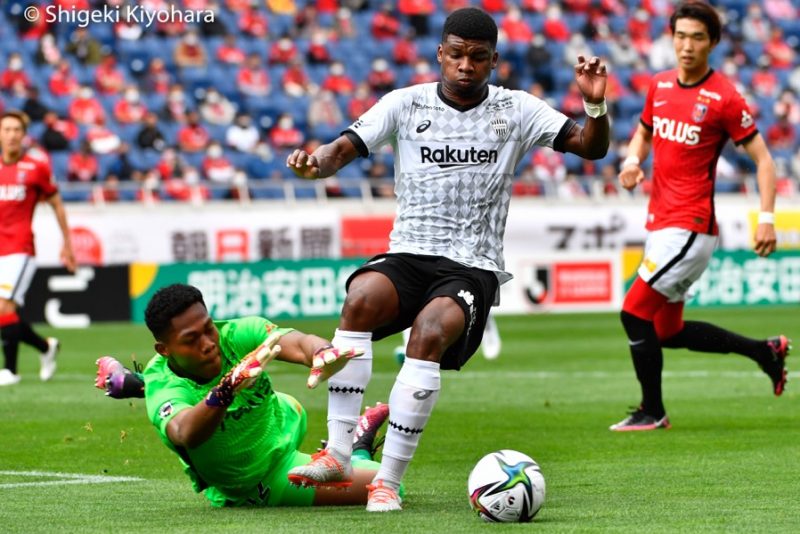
[145,284,206,340]
[670,1,721,45]
[442,7,497,48]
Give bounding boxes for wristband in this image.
[758,212,775,225]
[583,99,607,118]
[621,156,640,170]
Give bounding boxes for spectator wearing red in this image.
[543,5,570,42]
[307,30,332,65]
[316,0,338,13]
[202,142,236,184]
[322,61,356,95]
[443,0,470,11]
[520,0,546,12]
[560,82,585,120]
[282,60,313,97]
[19,4,50,39]
[500,5,533,43]
[226,0,250,10]
[157,148,187,180]
[393,30,419,66]
[371,5,401,40]
[410,59,438,85]
[114,86,148,124]
[563,0,591,12]
[67,141,99,182]
[269,114,304,149]
[398,0,435,37]
[146,58,173,95]
[217,35,246,65]
[174,31,208,69]
[69,86,105,126]
[627,8,653,54]
[629,59,653,96]
[347,83,377,121]
[239,5,269,37]
[752,58,780,98]
[86,117,122,155]
[367,58,396,94]
[237,54,271,97]
[766,114,797,149]
[184,0,210,9]
[95,54,126,95]
[764,27,795,69]
[178,111,211,153]
[481,0,507,13]
[164,167,210,202]
[49,60,79,97]
[774,90,800,124]
[269,36,299,65]
[1,54,31,96]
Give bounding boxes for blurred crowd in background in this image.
[0,0,799,202]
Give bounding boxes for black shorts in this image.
[346,253,499,371]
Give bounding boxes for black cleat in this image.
[762,335,791,396]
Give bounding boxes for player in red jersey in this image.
[0,111,76,386]
[611,2,790,431]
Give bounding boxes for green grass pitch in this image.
[0,308,797,533]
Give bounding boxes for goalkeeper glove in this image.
[206,330,282,408]
[307,345,364,389]
[95,356,145,399]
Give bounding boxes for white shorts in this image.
[0,254,37,307]
[638,228,718,303]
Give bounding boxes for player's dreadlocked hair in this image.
[145,284,206,340]
[442,7,497,48]
[670,1,721,45]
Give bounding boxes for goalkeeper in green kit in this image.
[95,284,395,507]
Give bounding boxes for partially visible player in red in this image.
[0,111,76,386]
[612,1,790,431]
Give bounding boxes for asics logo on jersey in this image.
[416,120,431,133]
[0,185,26,201]
[420,145,498,167]
[652,116,701,146]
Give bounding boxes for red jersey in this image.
[0,152,57,256]
[642,69,758,235]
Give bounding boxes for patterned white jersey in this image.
[346,82,572,283]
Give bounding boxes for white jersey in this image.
[347,82,571,283]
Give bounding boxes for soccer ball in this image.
[467,449,546,523]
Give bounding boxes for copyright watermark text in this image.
[25,5,215,28]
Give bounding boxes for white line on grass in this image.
[0,470,143,489]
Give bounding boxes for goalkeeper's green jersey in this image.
[143,316,303,503]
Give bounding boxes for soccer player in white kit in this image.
[285,7,610,511]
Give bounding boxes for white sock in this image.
[327,329,372,459]
[376,357,440,490]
